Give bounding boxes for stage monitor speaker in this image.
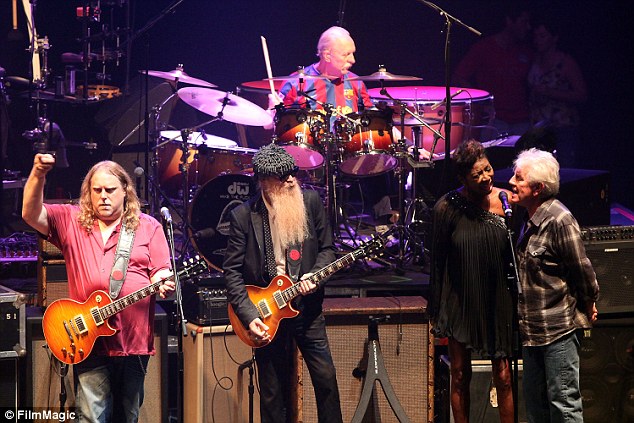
[182,322,260,423]
[295,296,433,423]
[22,304,168,423]
[581,230,634,316]
[443,357,527,423]
[579,317,634,423]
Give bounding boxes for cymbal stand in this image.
[377,86,439,268]
[298,89,362,247]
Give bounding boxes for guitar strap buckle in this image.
[109,221,136,299]
[286,243,303,283]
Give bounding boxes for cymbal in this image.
[177,87,273,127]
[139,69,216,88]
[264,74,329,81]
[347,70,422,82]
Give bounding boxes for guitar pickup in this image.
[72,315,88,335]
[90,307,104,326]
[273,290,287,309]
[256,300,272,318]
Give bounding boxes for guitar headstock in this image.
[177,256,208,281]
[359,226,397,259]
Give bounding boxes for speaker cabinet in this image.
[22,304,168,423]
[37,237,67,307]
[0,358,18,409]
[182,322,260,423]
[295,296,433,423]
[442,357,527,423]
[580,317,634,423]
[582,237,634,316]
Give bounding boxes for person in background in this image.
[22,154,175,423]
[223,144,342,423]
[509,148,599,423]
[528,15,587,168]
[453,4,533,140]
[429,139,516,423]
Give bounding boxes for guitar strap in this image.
[285,243,303,283]
[109,220,136,299]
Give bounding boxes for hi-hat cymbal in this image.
[178,87,273,127]
[347,70,422,82]
[139,69,216,88]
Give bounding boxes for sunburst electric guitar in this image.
[229,230,392,348]
[42,258,207,364]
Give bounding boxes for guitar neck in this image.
[99,280,163,320]
[281,248,366,302]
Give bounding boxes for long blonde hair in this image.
[77,161,141,232]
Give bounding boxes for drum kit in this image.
[142,65,495,271]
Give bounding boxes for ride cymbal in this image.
[178,87,273,127]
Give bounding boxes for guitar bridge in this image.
[257,300,272,318]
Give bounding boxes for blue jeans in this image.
[522,331,583,423]
[255,312,343,423]
[74,355,150,423]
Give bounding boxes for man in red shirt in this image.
[453,5,533,141]
[22,154,175,422]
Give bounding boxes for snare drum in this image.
[158,131,252,197]
[274,108,326,170]
[337,108,396,177]
[369,86,494,154]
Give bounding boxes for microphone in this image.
[193,227,216,240]
[200,129,208,141]
[133,166,144,178]
[498,191,512,218]
[430,89,465,111]
[160,207,172,223]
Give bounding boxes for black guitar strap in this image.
[285,243,303,283]
[109,220,136,299]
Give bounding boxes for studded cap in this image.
[252,143,296,179]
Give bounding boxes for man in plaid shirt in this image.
[508,148,599,423]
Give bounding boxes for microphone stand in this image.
[415,0,481,193]
[163,212,187,423]
[238,353,256,423]
[503,214,522,423]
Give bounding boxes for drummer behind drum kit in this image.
[142,66,495,270]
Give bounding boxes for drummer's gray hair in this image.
[317,26,352,57]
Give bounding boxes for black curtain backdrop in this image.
[1,0,632,207]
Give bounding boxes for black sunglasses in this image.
[279,166,300,181]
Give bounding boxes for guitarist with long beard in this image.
[22,154,175,423]
[223,144,343,423]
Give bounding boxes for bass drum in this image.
[189,173,255,271]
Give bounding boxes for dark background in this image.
[2,0,633,208]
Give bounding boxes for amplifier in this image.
[581,225,634,242]
[182,282,229,326]
[581,231,634,316]
[0,285,27,359]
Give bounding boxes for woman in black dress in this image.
[429,139,515,423]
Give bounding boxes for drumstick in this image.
[261,36,281,104]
